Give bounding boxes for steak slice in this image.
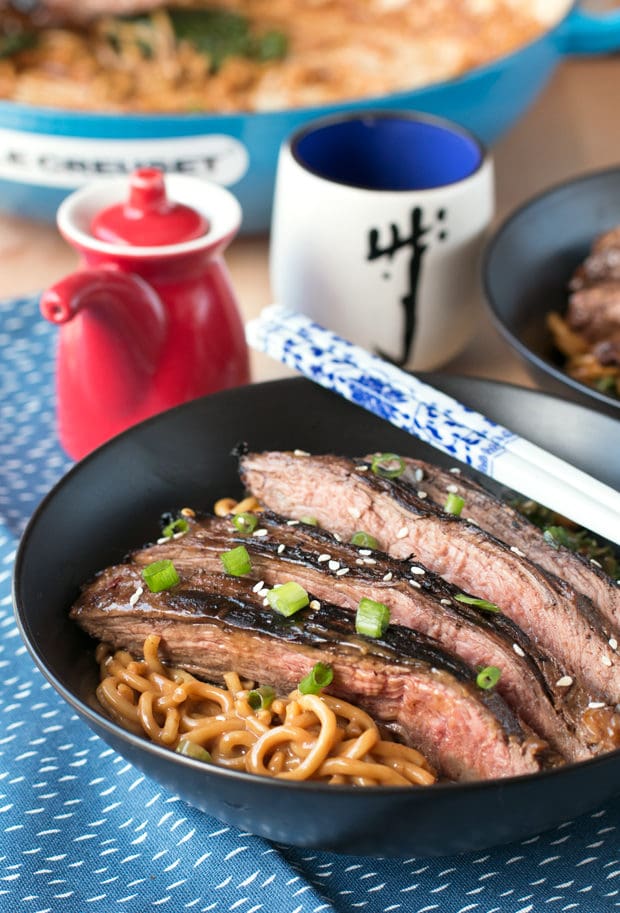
[567,281,620,347]
[135,512,608,761]
[398,457,620,632]
[71,564,547,782]
[241,451,620,703]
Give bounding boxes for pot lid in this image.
[90,167,209,246]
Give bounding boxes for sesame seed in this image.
[258,588,270,598]
[396,526,409,539]
[263,598,269,606]
[417,490,428,499]
[129,587,143,606]
[382,572,393,581]
[363,557,377,566]
[252,580,265,593]
[333,533,342,542]
[253,528,268,537]
[156,536,168,545]
[449,467,461,475]
[286,519,300,526]
[336,567,350,576]
[277,544,285,554]
[356,464,369,472]
[590,558,603,568]
[512,643,525,657]
[556,676,573,688]
[510,546,526,558]
[440,598,451,606]
[348,506,361,520]
[293,449,310,456]
[588,701,606,710]
[358,549,372,557]
[328,560,340,571]
[446,484,459,494]
[609,638,618,651]
[414,468,425,482]
[410,566,425,575]
[601,655,613,667]
[356,559,364,566]
[409,579,422,589]
[317,554,331,563]
[310,599,321,610]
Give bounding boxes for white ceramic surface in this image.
[270,112,495,371]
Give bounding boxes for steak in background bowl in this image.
[483,166,620,418]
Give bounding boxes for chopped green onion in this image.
[176,738,212,762]
[232,512,259,535]
[355,597,391,638]
[476,666,501,690]
[350,531,379,549]
[455,594,501,613]
[256,29,287,62]
[299,516,318,526]
[162,517,190,538]
[299,662,334,695]
[248,685,276,710]
[543,525,572,549]
[0,29,37,60]
[142,559,179,593]
[444,492,465,516]
[371,452,405,479]
[266,581,309,616]
[220,544,251,576]
[594,375,617,394]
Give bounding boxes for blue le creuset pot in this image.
[0,3,619,234]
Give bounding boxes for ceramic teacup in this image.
[269,111,494,371]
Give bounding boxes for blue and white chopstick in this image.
[246,305,620,545]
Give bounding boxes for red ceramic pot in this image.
[40,168,249,460]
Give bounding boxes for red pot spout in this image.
[40,268,169,459]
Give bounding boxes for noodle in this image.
[95,635,436,787]
[547,311,620,398]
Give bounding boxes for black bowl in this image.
[13,376,620,857]
[483,166,620,418]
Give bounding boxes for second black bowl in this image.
[483,166,620,418]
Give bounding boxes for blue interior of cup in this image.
[292,114,483,190]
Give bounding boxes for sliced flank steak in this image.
[240,451,620,704]
[134,512,615,761]
[71,564,548,782]
[398,457,620,632]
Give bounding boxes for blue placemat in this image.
[1,293,619,913]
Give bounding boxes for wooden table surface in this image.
[1,54,618,387]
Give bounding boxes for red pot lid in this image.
[90,168,209,246]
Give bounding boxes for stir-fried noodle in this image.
[0,1,570,113]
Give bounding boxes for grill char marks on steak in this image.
[134,513,606,761]
[240,452,620,704]
[399,457,620,632]
[71,565,547,782]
